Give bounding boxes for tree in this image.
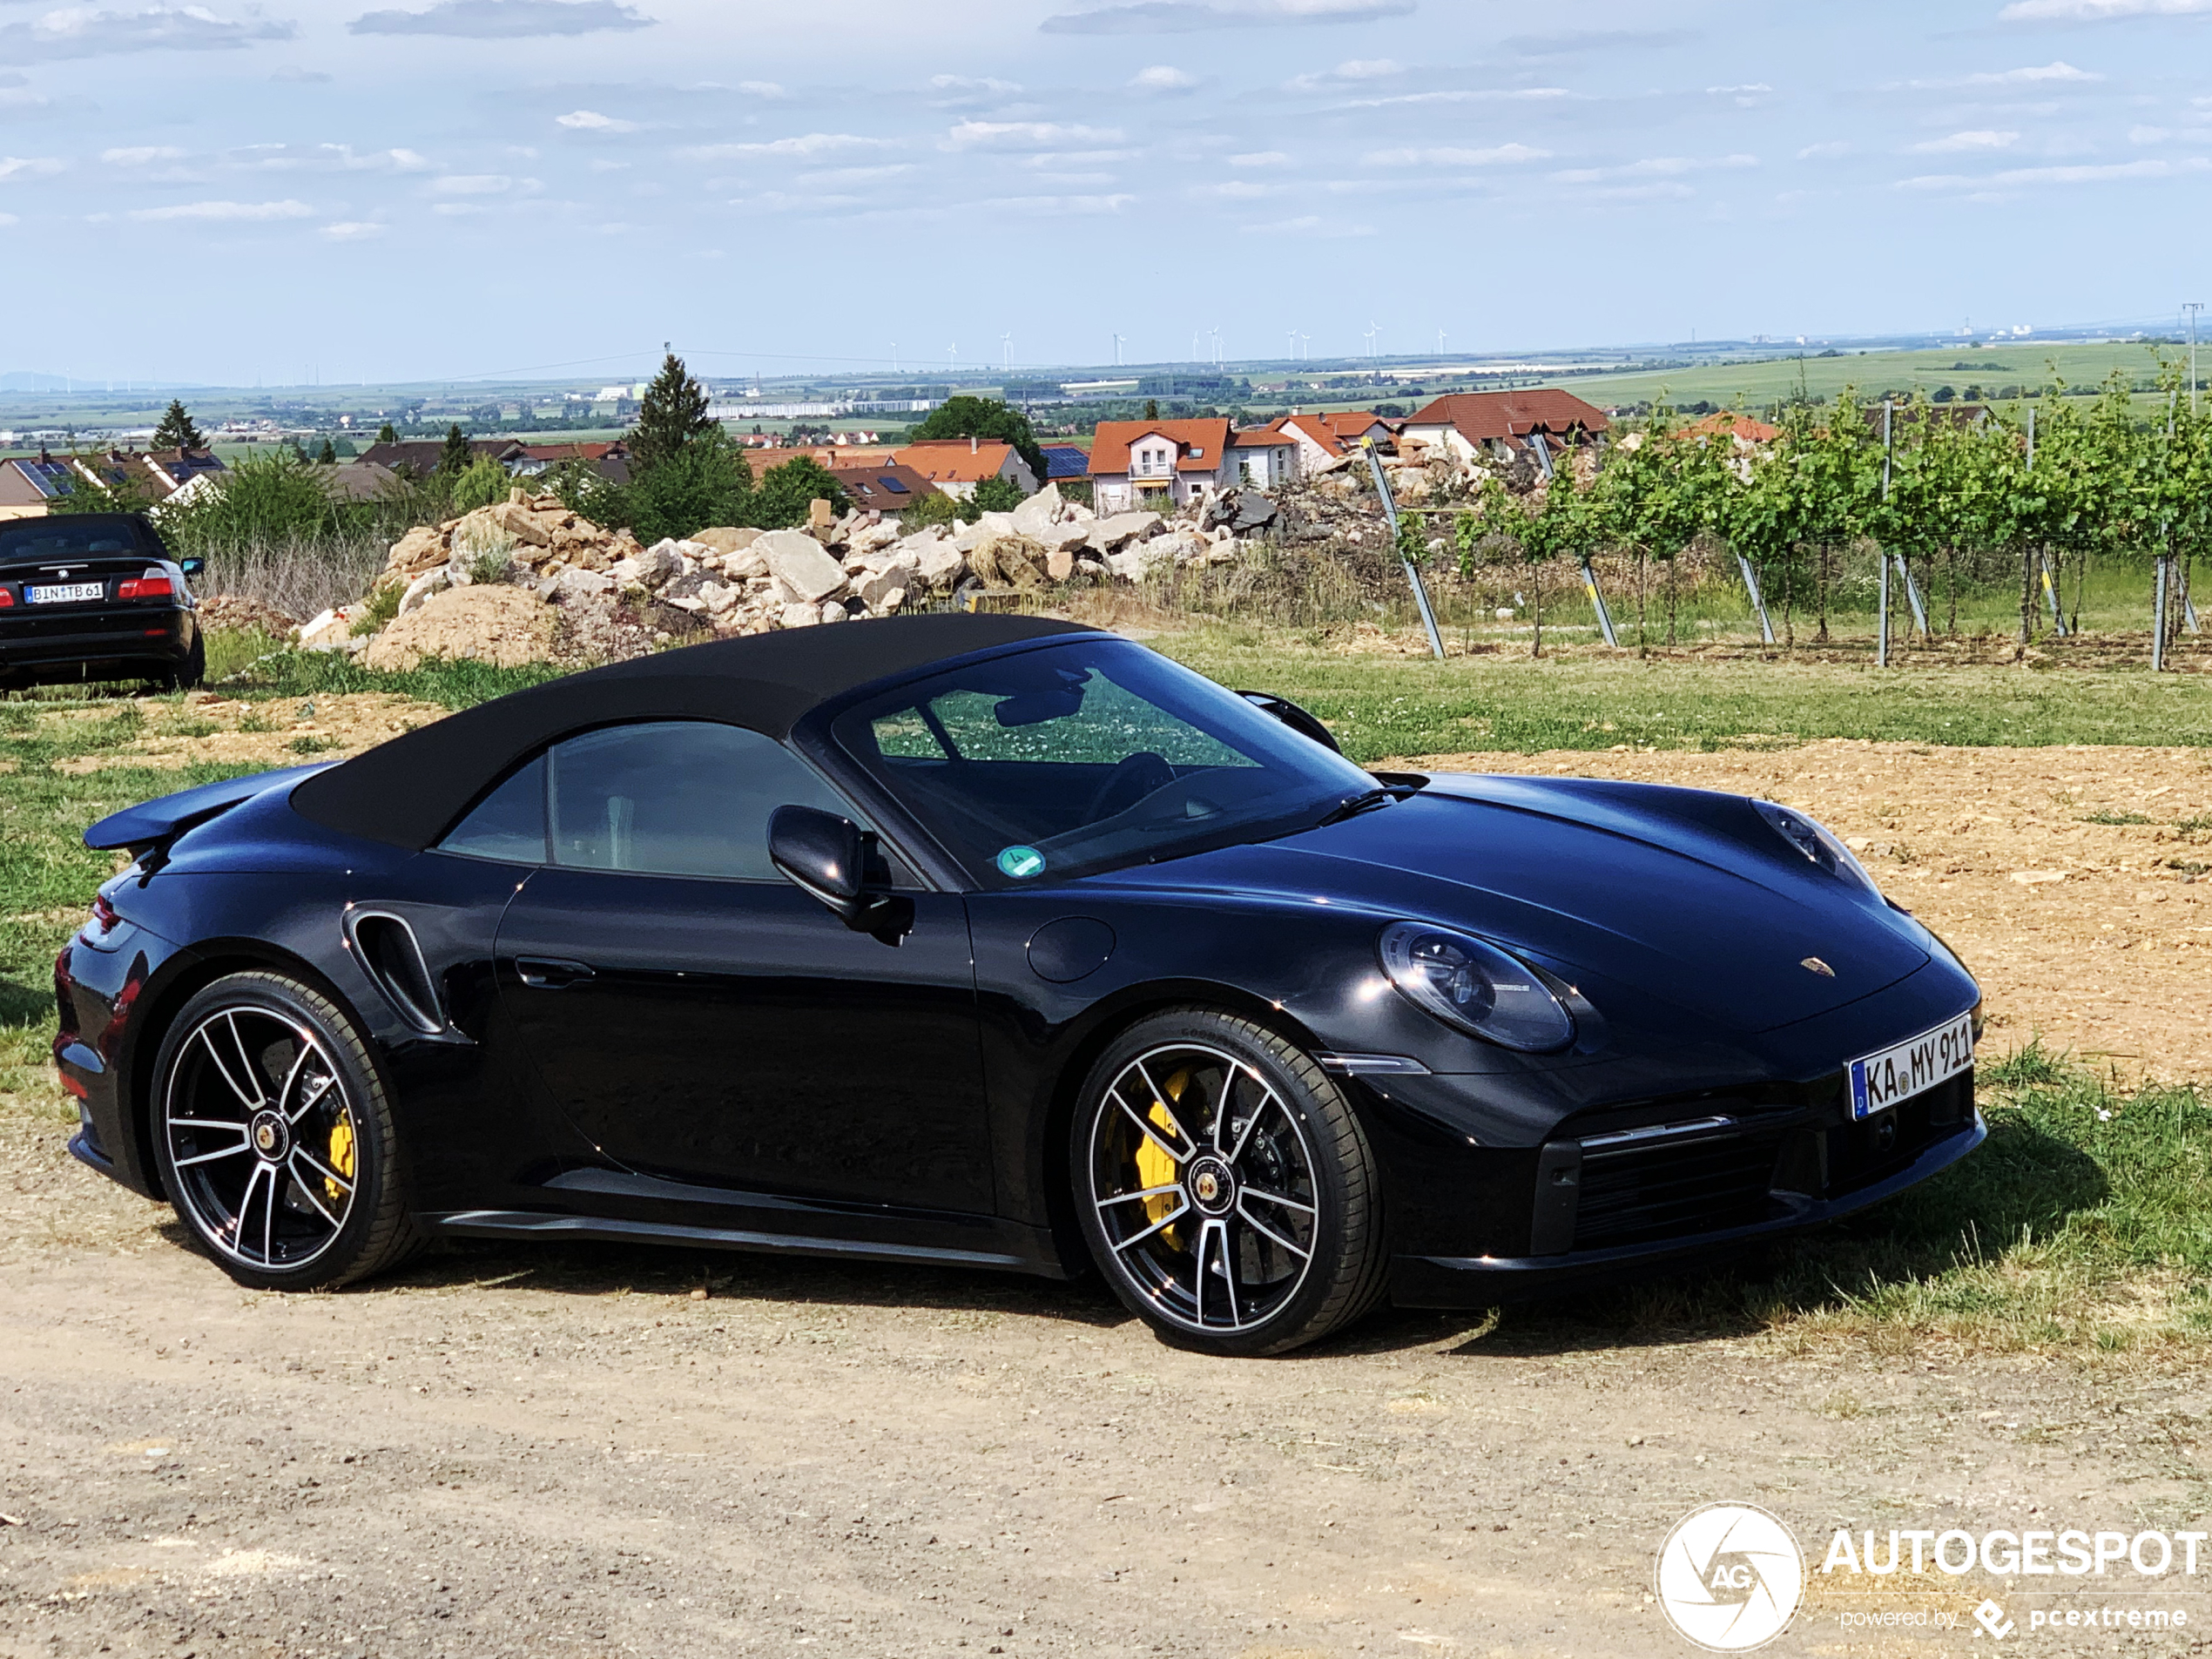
[628,352,718,475]
[1143,399,1160,421]
[969,475,1024,515]
[316,437,338,465]
[750,455,848,530]
[437,423,472,478]
[377,422,398,444]
[152,399,205,452]
[50,455,158,517]
[909,394,1047,486]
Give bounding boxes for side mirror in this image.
[179,556,206,577]
[1237,691,1342,754]
[769,805,909,941]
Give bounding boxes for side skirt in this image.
[421,1208,1067,1277]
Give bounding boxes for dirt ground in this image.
[39,691,449,775]
[3,731,2210,1656]
[1393,740,2212,1083]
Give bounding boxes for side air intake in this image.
[344,909,445,1035]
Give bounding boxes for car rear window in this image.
[0,519,156,563]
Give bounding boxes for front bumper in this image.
[1389,1083,1984,1306]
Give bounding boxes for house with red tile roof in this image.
[1399,389,1608,468]
[1230,426,1299,490]
[1087,419,1235,511]
[893,437,1038,500]
[1682,411,1781,444]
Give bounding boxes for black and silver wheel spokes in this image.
[163,1007,358,1271]
[1089,1042,1319,1335]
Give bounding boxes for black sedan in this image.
[0,512,206,691]
[57,614,1983,1356]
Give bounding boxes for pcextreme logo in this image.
[1655,1502,1807,1652]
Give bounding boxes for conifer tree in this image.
[152,399,205,451]
[628,352,718,475]
[437,423,471,477]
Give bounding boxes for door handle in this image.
[516,956,595,988]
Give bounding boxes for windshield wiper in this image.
[1312,783,1422,827]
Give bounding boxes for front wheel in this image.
[150,971,420,1291]
[1071,1008,1388,1357]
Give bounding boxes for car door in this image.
[482,720,995,1215]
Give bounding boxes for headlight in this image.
[1753,799,1878,893]
[1377,922,1575,1052]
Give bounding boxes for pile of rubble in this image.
[293,481,1278,669]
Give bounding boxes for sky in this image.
[3,0,2210,388]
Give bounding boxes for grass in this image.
[1161,626,2212,760]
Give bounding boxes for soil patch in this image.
[48,691,448,773]
[361,583,558,672]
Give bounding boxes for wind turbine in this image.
[1209,324,1222,367]
[1001,333,1014,371]
[1191,328,1201,362]
[1286,328,1298,362]
[1113,333,1124,367]
[1299,331,1310,361]
[891,342,900,374]
[948,341,958,368]
[1437,327,1447,355]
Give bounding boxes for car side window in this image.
[545,721,859,880]
[438,754,549,864]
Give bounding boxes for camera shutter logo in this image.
[1654,1502,1804,1652]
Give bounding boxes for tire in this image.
[164,632,206,693]
[150,970,421,1291]
[1070,1008,1388,1357]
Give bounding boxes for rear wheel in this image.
[1071,1008,1388,1357]
[151,971,420,1291]
[163,633,206,692]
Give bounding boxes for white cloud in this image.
[320,219,386,239]
[1043,0,1412,34]
[737,80,786,98]
[557,110,638,132]
[431,172,514,193]
[1230,150,1291,167]
[128,199,314,221]
[1188,179,1285,199]
[1797,140,1851,158]
[272,64,331,83]
[970,192,1136,214]
[2000,0,2212,18]
[1905,60,2102,87]
[2,5,296,62]
[1286,56,1403,91]
[0,212,16,226]
[1910,129,2022,151]
[1898,155,2209,188]
[944,120,1123,151]
[348,0,654,37]
[231,143,432,172]
[1363,142,1548,166]
[799,164,917,186]
[103,145,186,165]
[0,155,64,181]
[1554,153,1757,183]
[1130,64,1197,91]
[680,133,892,161]
[1238,212,1376,236]
[432,201,482,215]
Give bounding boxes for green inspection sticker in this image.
[996,845,1047,880]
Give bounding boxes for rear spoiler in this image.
[83,762,334,856]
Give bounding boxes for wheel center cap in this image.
[1187,1156,1236,1217]
[249,1110,290,1163]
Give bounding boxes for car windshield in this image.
[830,637,1375,887]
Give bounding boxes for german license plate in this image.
[1848,1012,1974,1119]
[25,582,105,604]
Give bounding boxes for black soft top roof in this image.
[289,611,1097,850]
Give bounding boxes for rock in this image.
[850,520,903,557]
[916,543,967,590]
[808,498,834,535]
[969,534,1049,590]
[450,507,516,556]
[779,602,821,630]
[489,501,556,548]
[617,543,683,589]
[660,568,714,605]
[1089,511,1161,551]
[718,547,770,581]
[877,586,907,613]
[757,529,848,604]
[1010,482,1063,538]
[554,566,615,598]
[361,584,556,672]
[396,566,450,617]
[298,607,353,651]
[691,526,760,556]
[386,526,448,578]
[819,601,848,624]
[700,580,740,616]
[1046,548,1076,582]
[1105,550,1149,583]
[856,562,917,608]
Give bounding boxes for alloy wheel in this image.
[162,1004,360,1271]
[1085,1040,1320,1336]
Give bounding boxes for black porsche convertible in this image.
[56,615,1983,1355]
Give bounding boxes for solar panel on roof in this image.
[880,475,908,494]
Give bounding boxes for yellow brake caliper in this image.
[325,1116,356,1208]
[1134,1069,1191,1244]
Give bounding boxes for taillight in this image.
[118,568,172,601]
[0,588,13,606]
[87,894,121,938]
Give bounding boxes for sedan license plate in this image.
[1849,1012,1974,1120]
[25,581,106,604]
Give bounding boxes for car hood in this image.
[1097,772,1934,1036]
